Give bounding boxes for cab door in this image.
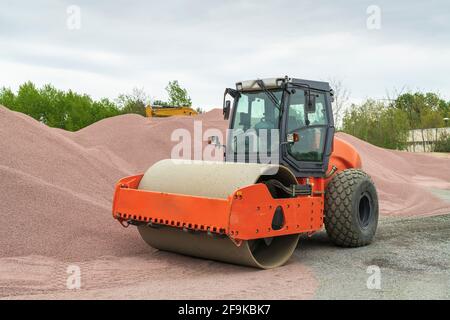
[281,89,335,177]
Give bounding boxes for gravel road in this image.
[299,214,450,299]
[2,214,448,300]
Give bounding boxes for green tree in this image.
[0,87,16,110]
[433,132,450,152]
[395,92,447,130]
[40,84,68,128]
[166,80,192,107]
[0,81,122,131]
[152,99,170,106]
[116,87,149,116]
[13,81,45,122]
[342,99,410,150]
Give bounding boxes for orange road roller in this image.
[112,77,379,269]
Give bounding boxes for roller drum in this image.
[137,159,300,269]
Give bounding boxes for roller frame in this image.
[112,174,324,241]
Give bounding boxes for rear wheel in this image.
[324,169,378,247]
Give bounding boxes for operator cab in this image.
[222,76,335,178]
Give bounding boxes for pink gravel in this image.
[337,133,450,217]
[1,105,449,260]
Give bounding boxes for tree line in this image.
[341,92,450,152]
[1,80,449,151]
[0,80,193,131]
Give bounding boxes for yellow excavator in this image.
[145,104,198,117]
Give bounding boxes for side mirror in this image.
[305,92,316,113]
[286,132,299,144]
[223,88,240,120]
[223,100,231,120]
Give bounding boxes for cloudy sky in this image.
[0,0,449,110]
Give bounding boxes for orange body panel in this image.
[112,175,325,241]
[326,136,361,186]
[112,137,361,242]
[113,175,231,233]
[329,136,362,172]
[228,184,323,239]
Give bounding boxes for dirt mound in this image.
[65,109,228,172]
[0,106,148,260]
[1,105,449,261]
[337,133,450,216]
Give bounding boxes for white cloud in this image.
[0,0,449,110]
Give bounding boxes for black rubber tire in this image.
[324,169,379,247]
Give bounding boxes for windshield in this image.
[230,90,282,157]
[232,90,282,132]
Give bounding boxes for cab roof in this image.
[236,77,331,92]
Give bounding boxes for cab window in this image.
[231,90,282,154]
[286,90,328,162]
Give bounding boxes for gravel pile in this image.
[1,105,448,260]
